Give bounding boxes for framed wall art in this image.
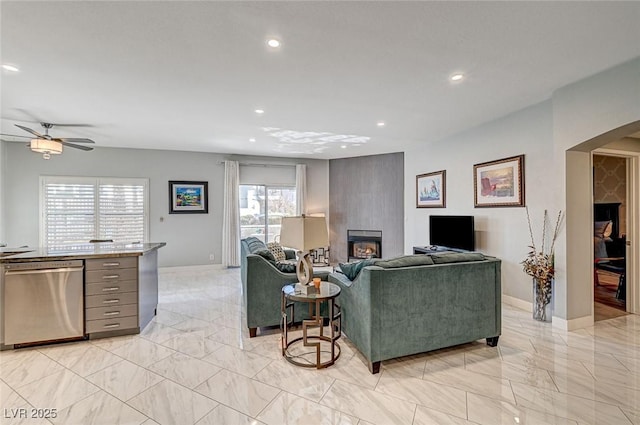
[473,155,525,207]
[416,170,446,208]
[169,180,209,214]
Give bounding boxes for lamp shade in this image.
[279,216,328,251]
[30,139,63,154]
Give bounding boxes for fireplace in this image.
[347,230,382,261]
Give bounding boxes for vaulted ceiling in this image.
[1,1,639,159]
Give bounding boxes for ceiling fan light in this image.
[30,139,63,155]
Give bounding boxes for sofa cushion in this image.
[254,248,276,264]
[276,261,297,273]
[267,242,286,261]
[431,252,486,264]
[339,259,378,280]
[375,255,434,268]
[246,237,267,254]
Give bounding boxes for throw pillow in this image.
[275,261,297,273]
[254,248,276,265]
[267,242,287,262]
[339,258,378,280]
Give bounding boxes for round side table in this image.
[280,281,341,369]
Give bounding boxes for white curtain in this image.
[222,160,240,267]
[296,164,307,216]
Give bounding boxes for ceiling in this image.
[1,1,639,159]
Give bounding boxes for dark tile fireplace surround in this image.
[347,230,382,262]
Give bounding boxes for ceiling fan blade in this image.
[56,137,95,144]
[0,133,30,139]
[15,124,45,138]
[45,123,94,128]
[61,141,94,151]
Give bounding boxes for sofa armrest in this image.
[328,271,353,287]
[244,254,300,328]
[328,270,375,360]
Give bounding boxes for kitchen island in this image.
[0,242,166,349]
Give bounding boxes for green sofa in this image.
[241,237,330,337]
[328,253,501,373]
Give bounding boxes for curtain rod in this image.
[218,161,296,168]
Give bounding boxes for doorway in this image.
[592,154,629,320]
[591,140,640,320]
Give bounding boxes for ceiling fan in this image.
[2,122,95,159]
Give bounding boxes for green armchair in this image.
[241,237,329,337]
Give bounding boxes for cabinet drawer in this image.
[86,280,137,296]
[85,291,138,308]
[85,257,138,271]
[86,268,138,283]
[86,316,138,333]
[86,304,138,321]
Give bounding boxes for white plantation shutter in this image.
[98,182,145,243]
[41,177,148,248]
[43,182,96,248]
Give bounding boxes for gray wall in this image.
[329,152,404,263]
[3,143,328,267]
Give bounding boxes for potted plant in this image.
[522,208,564,322]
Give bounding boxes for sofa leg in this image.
[249,327,257,338]
[368,361,381,374]
[486,336,499,347]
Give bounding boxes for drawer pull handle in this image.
[103,275,120,280]
[103,311,120,316]
[102,287,120,292]
[103,299,120,304]
[103,262,120,267]
[103,323,120,329]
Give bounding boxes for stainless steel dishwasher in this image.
[3,260,84,345]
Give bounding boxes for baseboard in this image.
[551,314,594,331]
[502,294,532,312]
[159,264,226,273]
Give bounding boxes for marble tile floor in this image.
[1,266,639,425]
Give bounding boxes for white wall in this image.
[405,57,640,327]
[552,57,640,324]
[405,101,554,303]
[3,144,329,267]
[0,141,5,245]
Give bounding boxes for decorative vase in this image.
[533,278,552,322]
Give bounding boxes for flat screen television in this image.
[429,215,475,251]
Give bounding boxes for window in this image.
[40,176,149,249]
[239,185,296,243]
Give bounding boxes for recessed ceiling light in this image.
[377,121,385,127]
[249,138,256,142]
[450,73,464,82]
[255,109,264,114]
[2,64,19,72]
[267,39,281,48]
[341,145,347,149]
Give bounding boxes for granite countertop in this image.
[0,242,166,263]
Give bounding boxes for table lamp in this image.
[279,215,329,285]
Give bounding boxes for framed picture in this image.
[416,170,446,208]
[473,155,525,207]
[169,181,208,214]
